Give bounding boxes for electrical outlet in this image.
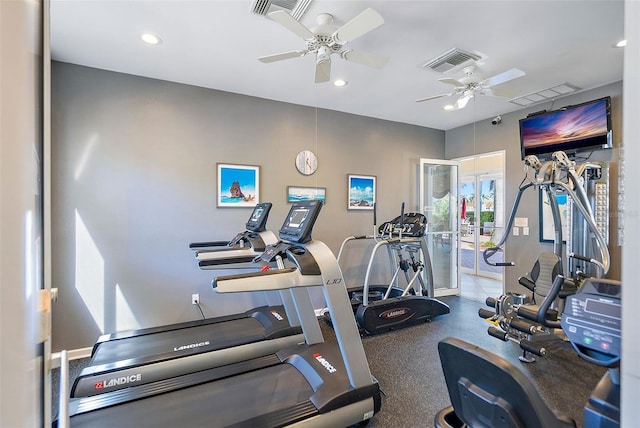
[192,294,200,305]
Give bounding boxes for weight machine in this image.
[481,151,610,361]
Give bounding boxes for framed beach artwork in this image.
[539,189,569,243]
[287,186,326,204]
[348,174,376,210]
[217,163,259,208]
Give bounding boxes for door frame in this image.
[419,158,460,297]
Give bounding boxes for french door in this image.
[460,172,504,280]
[419,158,460,297]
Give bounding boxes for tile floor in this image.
[459,272,503,302]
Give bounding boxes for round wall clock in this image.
[295,150,318,176]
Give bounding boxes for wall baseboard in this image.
[51,347,92,369]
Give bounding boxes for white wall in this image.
[621,0,639,425]
[0,0,43,426]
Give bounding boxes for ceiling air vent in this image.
[251,0,312,21]
[421,48,481,74]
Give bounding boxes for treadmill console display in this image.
[279,200,322,244]
[379,212,427,237]
[245,202,272,232]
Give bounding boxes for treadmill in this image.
[192,202,279,269]
[57,200,381,427]
[72,202,303,398]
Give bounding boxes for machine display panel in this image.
[245,202,272,232]
[278,200,322,244]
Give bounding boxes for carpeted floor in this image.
[53,295,606,427]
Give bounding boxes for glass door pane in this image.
[460,178,476,273]
[419,159,459,297]
[477,175,503,278]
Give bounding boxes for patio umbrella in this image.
[461,197,467,220]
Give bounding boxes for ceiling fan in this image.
[416,66,526,110]
[259,8,389,83]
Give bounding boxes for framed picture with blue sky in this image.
[348,174,376,210]
[217,163,259,208]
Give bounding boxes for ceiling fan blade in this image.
[268,10,315,40]
[341,49,389,69]
[415,93,452,103]
[315,59,331,83]
[455,93,474,109]
[484,87,519,98]
[333,8,384,44]
[438,77,466,88]
[258,50,307,63]
[484,67,525,87]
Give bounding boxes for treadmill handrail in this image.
[213,268,321,293]
[195,230,278,261]
[197,247,261,262]
[189,240,229,249]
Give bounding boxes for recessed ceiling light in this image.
[615,39,627,48]
[443,104,455,111]
[141,33,162,45]
[333,79,348,87]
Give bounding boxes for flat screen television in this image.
[519,96,612,160]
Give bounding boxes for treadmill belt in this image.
[70,364,314,427]
[91,317,266,365]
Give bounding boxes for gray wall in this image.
[51,61,445,351]
[445,82,623,291]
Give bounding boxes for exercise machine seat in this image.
[518,252,577,303]
[436,337,576,428]
[518,252,562,302]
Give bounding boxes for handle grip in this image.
[510,318,538,334]
[485,297,497,308]
[520,339,546,357]
[373,203,377,227]
[569,252,592,262]
[488,327,508,341]
[478,308,495,319]
[483,246,515,267]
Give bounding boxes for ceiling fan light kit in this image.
[259,8,388,83]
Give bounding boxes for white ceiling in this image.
[50,0,625,131]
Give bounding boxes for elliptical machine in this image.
[480,152,610,362]
[325,203,449,335]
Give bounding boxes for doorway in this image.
[419,158,460,297]
[456,152,505,298]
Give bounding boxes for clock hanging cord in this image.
[314,87,319,190]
